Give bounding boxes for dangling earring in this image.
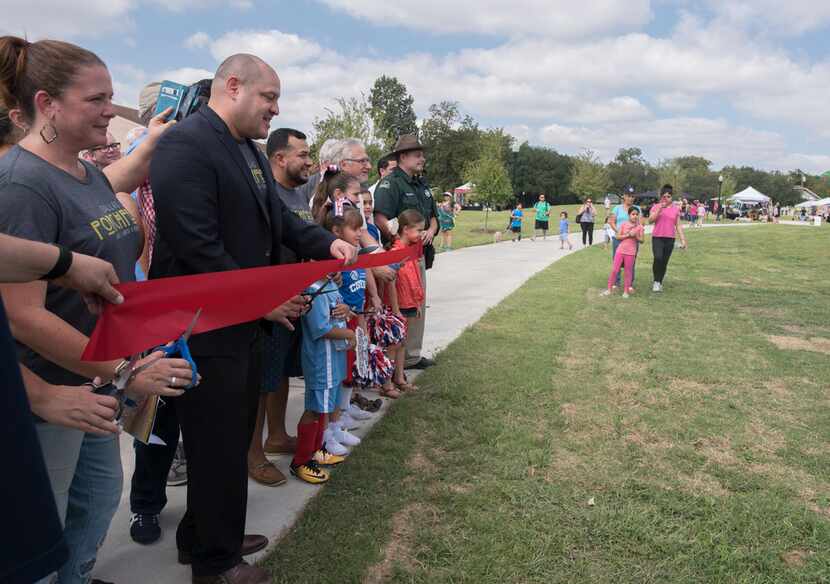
[39,121,58,144]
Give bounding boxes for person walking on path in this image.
[373,134,439,370]
[578,198,596,246]
[608,191,641,289]
[648,184,687,293]
[532,193,551,241]
[510,203,524,242]
[437,193,458,251]
[602,207,643,298]
[558,211,573,250]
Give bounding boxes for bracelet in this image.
[41,244,73,280]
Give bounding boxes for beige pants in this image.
[404,257,426,366]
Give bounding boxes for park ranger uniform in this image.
[373,135,439,368]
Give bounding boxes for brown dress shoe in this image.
[179,534,269,565]
[191,562,270,584]
[248,460,287,486]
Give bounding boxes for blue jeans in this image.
[611,238,637,287]
[35,425,122,584]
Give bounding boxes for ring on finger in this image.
[171,376,177,387]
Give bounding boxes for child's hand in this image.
[370,294,382,313]
[416,307,422,318]
[345,329,357,349]
[331,303,352,320]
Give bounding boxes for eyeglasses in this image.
[343,157,371,165]
[89,143,121,154]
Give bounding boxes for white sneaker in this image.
[334,427,361,447]
[652,282,662,293]
[323,429,349,455]
[347,403,373,420]
[622,292,630,299]
[338,412,361,430]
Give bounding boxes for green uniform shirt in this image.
[534,201,551,222]
[373,166,439,227]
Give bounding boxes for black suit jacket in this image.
[149,106,336,356]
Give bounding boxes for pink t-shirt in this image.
[617,222,643,255]
[650,203,681,238]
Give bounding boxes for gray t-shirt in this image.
[580,205,595,222]
[0,146,141,386]
[275,178,315,263]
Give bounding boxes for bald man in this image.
[150,54,355,584]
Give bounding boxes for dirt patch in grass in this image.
[700,277,736,288]
[362,503,440,584]
[693,435,739,466]
[669,378,713,397]
[781,549,814,568]
[767,335,830,355]
[560,403,578,420]
[739,306,786,319]
[675,471,729,498]
[747,419,786,455]
[763,379,794,400]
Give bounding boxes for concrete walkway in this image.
[94,223,743,582]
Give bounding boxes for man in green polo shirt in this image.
[374,135,439,369]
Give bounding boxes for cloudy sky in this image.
[4,0,830,172]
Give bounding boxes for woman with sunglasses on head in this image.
[578,197,596,246]
[0,36,193,583]
[648,184,687,293]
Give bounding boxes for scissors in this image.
[86,352,165,420]
[151,308,201,389]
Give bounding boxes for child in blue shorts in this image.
[559,211,573,250]
[290,276,356,484]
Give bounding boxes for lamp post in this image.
[718,174,724,222]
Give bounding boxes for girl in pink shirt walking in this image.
[602,207,643,298]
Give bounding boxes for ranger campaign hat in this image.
[389,134,425,156]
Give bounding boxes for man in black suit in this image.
[150,54,356,584]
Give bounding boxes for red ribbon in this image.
[82,245,420,361]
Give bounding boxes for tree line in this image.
[311,76,829,208]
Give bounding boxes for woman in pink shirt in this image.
[648,184,687,292]
[602,207,643,298]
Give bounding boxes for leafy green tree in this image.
[420,101,483,192]
[369,75,418,151]
[464,135,513,228]
[570,149,611,201]
[309,94,383,181]
[607,147,656,194]
[656,159,688,197]
[508,143,573,202]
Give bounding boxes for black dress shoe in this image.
[191,562,270,584]
[179,534,268,565]
[409,357,435,370]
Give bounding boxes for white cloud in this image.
[209,30,326,67]
[538,117,807,171]
[654,92,699,112]
[707,1,830,36]
[158,67,215,85]
[0,0,134,38]
[318,0,652,38]
[184,32,211,50]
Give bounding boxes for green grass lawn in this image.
[263,225,830,583]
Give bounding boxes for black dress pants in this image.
[581,222,594,245]
[173,339,263,577]
[129,398,180,515]
[652,236,676,283]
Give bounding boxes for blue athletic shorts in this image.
[304,384,339,414]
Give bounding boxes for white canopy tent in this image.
[795,197,830,208]
[729,186,771,204]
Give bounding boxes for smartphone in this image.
[154,80,188,121]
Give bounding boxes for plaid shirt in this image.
[136,179,156,265]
